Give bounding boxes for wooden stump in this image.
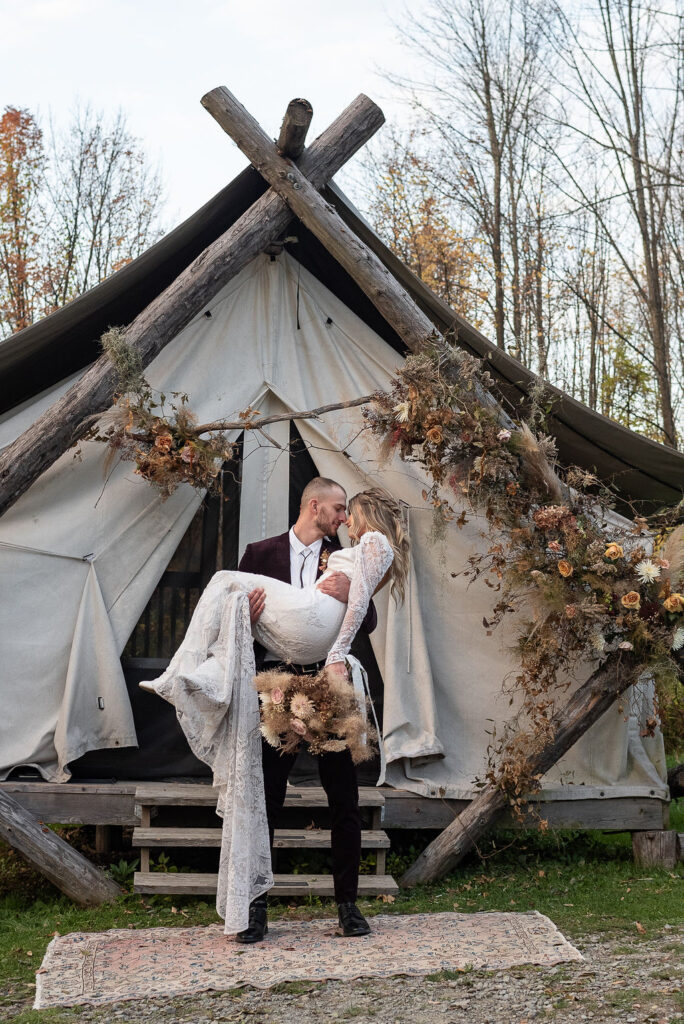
[632,830,680,870]
[0,789,121,906]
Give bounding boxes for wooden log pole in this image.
[0,789,121,906]
[399,656,643,886]
[0,95,384,519]
[277,98,313,158]
[202,87,439,354]
[201,87,512,426]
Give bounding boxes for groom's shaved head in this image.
[300,477,346,508]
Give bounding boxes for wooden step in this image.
[133,871,399,897]
[134,783,384,809]
[132,826,390,849]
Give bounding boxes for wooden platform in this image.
[133,782,385,809]
[0,778,670,831]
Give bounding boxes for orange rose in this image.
[506,482,519,496]
[604,543,624,561]
[558,560,573,578]
[663,592,684,613]
[621,591,641,611]
[426,426,443,445]
[154,433,173,452]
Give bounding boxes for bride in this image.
[140,487,409,934]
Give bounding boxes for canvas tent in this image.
[0,164,681,810]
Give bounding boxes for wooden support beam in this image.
[202,87,512,426]
[399,656,642,885]
[277,98,313,158]
[0,789,120,906]
[202,87,438,354]
[0,94,384,519]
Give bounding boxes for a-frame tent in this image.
[1,110,681,817]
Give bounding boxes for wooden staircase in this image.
[132,782,398,897]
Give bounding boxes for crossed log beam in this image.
[0,85,647,890]
[0,93,383,518]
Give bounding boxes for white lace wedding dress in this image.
[142,530,393,933]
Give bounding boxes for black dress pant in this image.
[261,730,361,903]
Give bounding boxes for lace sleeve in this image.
[326,532,393,666]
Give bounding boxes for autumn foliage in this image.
[0,104,164,339]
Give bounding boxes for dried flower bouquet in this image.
[255,664,377,764]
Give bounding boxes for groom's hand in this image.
[248,587,266,624]
[316,572,350,603]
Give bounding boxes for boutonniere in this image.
[319,549,330,574]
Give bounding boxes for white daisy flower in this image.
[393,401,411,423]
[672,627,684,651]
[260,721,281,748]
[290,692,314,720]
[634,559,661,584]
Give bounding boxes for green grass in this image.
[1,806,682,1023]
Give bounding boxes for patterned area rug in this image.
[34,911,583,1009]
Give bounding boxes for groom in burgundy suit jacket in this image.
[236,476,376,942]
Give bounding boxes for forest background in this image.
[2,0,684,451]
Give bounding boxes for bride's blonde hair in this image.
[348,488,410,604]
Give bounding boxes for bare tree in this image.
[546,0,683,447]
[41,106,164,309]
[0,105,165,339]
[360,129,490,322]
[387,0,555,353]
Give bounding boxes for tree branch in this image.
[192,393,376,435]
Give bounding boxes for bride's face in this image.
[346,508,367,542]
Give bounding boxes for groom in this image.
[236,476,376,942]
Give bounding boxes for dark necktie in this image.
[299,549,311,587]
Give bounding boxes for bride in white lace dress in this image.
[141,488,409,934]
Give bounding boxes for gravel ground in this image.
[11,925,683,1023]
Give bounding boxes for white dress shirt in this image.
[288,526,323,589]
[262,528,325,662]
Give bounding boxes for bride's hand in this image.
[326,660,348,680]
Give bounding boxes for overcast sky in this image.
[0,0,425,225]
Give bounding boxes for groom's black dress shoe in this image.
[235,897,268,944]
[337,901,371,937]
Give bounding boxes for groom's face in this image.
[313,487,348,537]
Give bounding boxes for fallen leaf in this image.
[376,893,395,903]
[171,906,178,914]
[635,921,646,934]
